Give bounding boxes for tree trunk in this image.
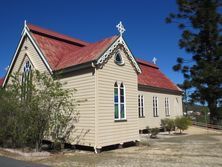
[35,141,41,152]
[208,99,218,124]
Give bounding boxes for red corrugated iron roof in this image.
[137,59,181,92]
[28,24,89,46]
[27,24,180,92]
[56,35,118,70]
[0,78,4,87]
[28,24,118,71]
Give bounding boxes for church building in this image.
[1,22,183,151]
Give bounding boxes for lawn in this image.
[1,126,222,167]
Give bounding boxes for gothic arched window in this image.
[114,82,126,120]
[22,60,32,101]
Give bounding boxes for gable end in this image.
[96,36,141,73]
[3,24,53,87]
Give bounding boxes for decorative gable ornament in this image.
[116,21,126,37]
[96,36,141,73]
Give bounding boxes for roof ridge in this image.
[55,35,119,70]
[27,24,90,46]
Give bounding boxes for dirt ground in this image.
[1,126,222,167]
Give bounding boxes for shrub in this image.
[150,128,159,138]
[145,126,150,134]
[0,71,79,151]
[175,116,192,134]
[161,118,175,134]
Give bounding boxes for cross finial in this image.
[152,57,157,64]
[116,21,126,36]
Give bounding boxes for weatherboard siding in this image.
[59,69,96,147]
[8,35,96,147]
[96,49,139,148]
[138,90,183,129]
[8,36,49,84]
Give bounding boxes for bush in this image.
[145,126,150,134]
[175,116,192,134]
[0,71,79,151]
[150,128,159,138]
[161,118,175,134]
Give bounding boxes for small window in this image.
[22,60,32,84]
[165,97,170,116]
[114,82,119,119]
[114,82,126,120]
[153,96,158,117]
[138,95,144,118]
[24,61,31,73]
[22,60,32,101]
[114,52,124,65]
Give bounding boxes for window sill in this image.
[114,119,127,122]
[139,116,145,118]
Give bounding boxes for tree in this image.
[166,0,222,123]
[175,116,192,133]
[0,71,79,151]
[178,80,192,115]
[161,118,175,134]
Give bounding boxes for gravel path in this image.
[1,126,222,167]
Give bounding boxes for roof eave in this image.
[138,84,183,95]
[54,60,95,76]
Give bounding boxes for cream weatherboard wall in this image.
[7,36,49,83]
[5,32,183,149]
[7,35,96,147]
[59,69,96,147]
[96,49,139,148]
[138,90,183,129]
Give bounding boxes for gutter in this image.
[54,61,95,77]
[138,84,183,95]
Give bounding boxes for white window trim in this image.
[153,96,158,117]
[165,97,170,116]
[156,97,159,117]
[138,95,145,118]
[114,82,126,121]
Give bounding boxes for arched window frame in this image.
[22,60,32,101]
[114,51,124,66]
[22,60,32,82]
[114,81,126,120]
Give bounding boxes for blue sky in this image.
[0,0,186,84]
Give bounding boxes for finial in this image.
[24,20,27,27]
[116,21,126,36]
[152,57,157,64]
